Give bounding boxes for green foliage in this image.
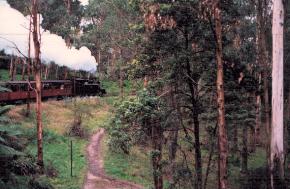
[102,79,140,96]
[68,99,93,138]
[108,89,166,153]
[0,101,53,189]
[7,0,83,40]
[0,69,22,81]
[29,176,54,189]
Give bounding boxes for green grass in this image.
[26,134,87,189]
[5,97,112,189]
[103,141,152,187]
[248,148,267,170]
[102,80,120,96]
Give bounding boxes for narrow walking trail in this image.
[83,128,143,189]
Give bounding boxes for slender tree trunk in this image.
[12,57,18,81]
[96,48,103,78]
[152,122,163,189]
[55,66,58,79]
[254,5,262,151]
[254,74,262,148]
[119,67,124,99]
[203,124,217,189]
[64,67,68,80]
[110,48,116,79]
[26,14,32,117]
[168,128,178,189]
[64,0,71,47]
[232,121,239,155]
[144,76,148,88]
[193,113,202,189]
[241,124,248,174]
[9,56,14,81]
[214,2,228,189]
[9,57,17,81]
[45,64,50,80]
[22,59,26,80]
[271,0,285,186]
[32,0,44,170]
[45,66,48,80]
[256,2,272,186]
[184,27,202,189]
[66,0,71,14]
[168,86,179,188]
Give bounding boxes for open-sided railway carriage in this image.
[0,79,106,103]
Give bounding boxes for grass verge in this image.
[103,135,152,187]
[6,97,109,189]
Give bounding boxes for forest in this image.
[0,0,289,189]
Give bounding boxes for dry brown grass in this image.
[6,97,108,135]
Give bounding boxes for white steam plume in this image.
[0,1,97,72]
[79,0,89,6]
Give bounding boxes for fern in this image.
[0,105,14,115]
[0,115,11,123]
[0,144,24,158]
[0,136,6,143]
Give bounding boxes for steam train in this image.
[0,78,106,103]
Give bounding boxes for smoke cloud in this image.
[0,1,97,72]
[79,0,89,6]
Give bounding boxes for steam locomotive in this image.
[0,78,106,103]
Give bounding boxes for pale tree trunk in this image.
[254,10,262,150]
[32,0,44,170]
[271,0,284,186]
[12,57,18,81]
[214,2,228,189]
[55,66,58,79]
[110,48,117,79]
[22,59,26,80]
[119,67,124,99]
[254,74,262,148]
[44,64,50,80]
[66,0,71,14]
[144,75,148,88]
[9,56,17,81]
[64,67,68,80]
[26,14,32,117]
[64,0,71,47]
[9,56,14,80]
[26,59,31,117]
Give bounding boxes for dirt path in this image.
[83,128,143,189]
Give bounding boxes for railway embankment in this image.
[4,97,111,189]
